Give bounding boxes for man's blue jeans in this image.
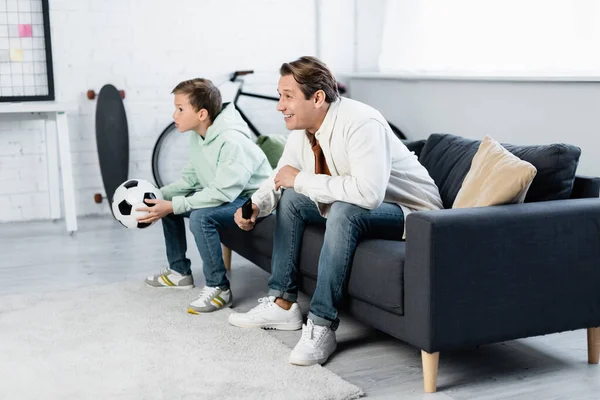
[267,189,405,331]
[161,196,247,289]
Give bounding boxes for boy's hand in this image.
[234,203,259,231]
[136,199,173,224]
[274,165,300,190]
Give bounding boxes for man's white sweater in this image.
[251,98,443,227]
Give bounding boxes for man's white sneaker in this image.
[228,296,303,330]
[145,268,194,289]
[188,286,232,314]
[289,319,337,366]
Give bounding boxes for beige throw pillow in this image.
[453,136,537,208]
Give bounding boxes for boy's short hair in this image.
[280,56,339,103]
[172,78,222,121]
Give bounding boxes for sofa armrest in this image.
[403,198,600,353]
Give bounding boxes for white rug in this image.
[0,282,363,400]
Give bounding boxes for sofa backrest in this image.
[402,139,427,158]
[414,134,581,209]
[571,176,600,199]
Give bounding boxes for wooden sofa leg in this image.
[588,327,600,364]
[222,244,232,271]
[421,350,439,393]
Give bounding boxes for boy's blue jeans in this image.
[161,196,247,289]
[267,189,405,331]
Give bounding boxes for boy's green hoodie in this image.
[161,103,272,214]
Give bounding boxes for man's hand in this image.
[274,165,300,190]
[234,203,259,231]
[136,199,173,224]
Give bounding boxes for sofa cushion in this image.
[347,240,406,316]
[256,134,287,169]
[504,141,581,203]
[419,134,581,208]
[299,225,406,316]
[453,136,537,208]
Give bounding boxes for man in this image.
[229,56,443,365]
[137,78,271,314]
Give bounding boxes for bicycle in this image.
[151,70,407,188]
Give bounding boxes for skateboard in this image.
[89,84,129,213]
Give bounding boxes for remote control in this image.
[242,198,253,219]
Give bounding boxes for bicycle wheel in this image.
[151,122,190,188]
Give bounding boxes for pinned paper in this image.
[10,48,23,62]
[18,24,32,38]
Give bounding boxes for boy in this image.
[137,78,271,314]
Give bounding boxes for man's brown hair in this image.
[172,78,222,121]
[280,56,339,103]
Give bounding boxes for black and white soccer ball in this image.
[111,179,164,229]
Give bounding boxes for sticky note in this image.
[18,24,32,38]
[10,48,23,61]
[0,50,9,62]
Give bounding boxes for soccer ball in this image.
[111,179,164,229]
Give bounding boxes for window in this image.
[379,0,600,76]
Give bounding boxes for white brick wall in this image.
[0,0,316,222]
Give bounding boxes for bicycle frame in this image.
[231,73,279,138]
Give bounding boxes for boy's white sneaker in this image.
[188,286,232,314]
[145,268,194,289]
[289,319,337,366]
[228,296,303,330]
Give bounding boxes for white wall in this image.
[315,0,355,74]
[349,77,600,176]
[316,0,385,74]
[355,0,386,72]
[0,0,316,222]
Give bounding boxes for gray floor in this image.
[1,216,599,400]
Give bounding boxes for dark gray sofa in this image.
[219,133,600,392]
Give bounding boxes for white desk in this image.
[0,102,78,233]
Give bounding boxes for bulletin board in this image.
[0,0,54,102]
